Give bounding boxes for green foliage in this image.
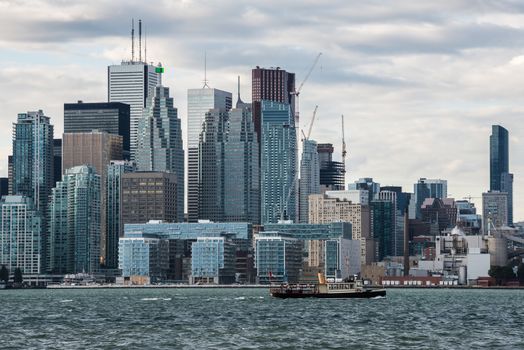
[13,268,23,284]
[0,265,8,284]
[517,263,524,285]
[489,264,517,285]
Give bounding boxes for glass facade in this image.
[124,222,252,240]
[299,139,320,223]
[370,200,396,261]
[187,88,232,222]
[136,85,184,222]
[118,237,169,281]
[0,196,42,275]
[48,165,100,274]
[413,178,447,219]
[106,160,136,269]
[490,125,513,225]
[255,235,302,284]
[108,62,160,160]
[260,101,297,223]
[191,237,235,283]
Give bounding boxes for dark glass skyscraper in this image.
[490,125,513,225]
[64,101,131,159]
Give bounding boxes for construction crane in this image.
[305,105,319,140]
[290,52,322,125]
[341,114,347,175]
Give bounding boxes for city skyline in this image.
[1,1,524,219]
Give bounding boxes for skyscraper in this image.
[12,110,54,271]
[252,67,295,141]
[64,101,131,159]
[317,143,345,192]
[198,108,228,222]
[482,191,508,234]
[187,88,232,222]
[136,85,184,222]
[224,103,260,223]
[108,61,160,159]
[490,125,513,225]
[260,101,297,223]
[299,139,320,223]
[106,160,136,269]
[62,131,123,264]
[0,196,42,275]
[413,178,447,219]
[52,139,62,187]
[349,178,381,202]
[48,165,101,274]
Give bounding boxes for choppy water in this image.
[1,288,523,349]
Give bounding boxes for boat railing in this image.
[269,283,318,293]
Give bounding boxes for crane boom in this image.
[296,52,322,95]
[306,105,319,140]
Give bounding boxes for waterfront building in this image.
[370,199,396,261]
[323,238,361,280]
[12,110,54,270]
[299,139,320,223]
[413,178,447,219]
[482,191,508,234]
[108,61,160,159]
[64,101,131,159]
[121,172,178,224]
[490,125,513,225]
[420,198,457,236]
[224,103,260,224]
[198,108,228,222]
[136,85,184,222]
[317,143,344,192]
[105,160,136,269]
[348,178,381,202]
[0,196,42,275]
[124,221,252,241]
[308,192,373,264]
[190,236,236,284]
[52,139,62,186]
[118,236,169,282]
[255,234,302,284]
[62,131,123,264]
[48,165,100,274]
[251,67,295,142]
[260,101,297,223]
[187,87,232,222]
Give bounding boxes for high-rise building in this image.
[108,61,160,159]
[299,139,320,223]
[260,101,297,223]
[52,139,62,186]
[0,178,8,198]
[118,236,169,282]
[136,85,184,221]
[308,192,373,264]
[197,108,228,222]
[191,236,236,284]
[370,199,396,261]
[490,125,513,225]
[64,101,131,159]
[317,143,345,192]
[106,160,136,269]
[224,103,260,223]
[121,172,178,224]
[187,87,232,222]
[48,165,101,274]
[348,178,381,202]
[482,191,508,234]
[12,110,54,271]
[420,198,457,236]
[413,178,447,219]
[455,200,482,235]
[63,131,123,264]
[7,155,13,195]
[255,234,302,284]
[0,196,42,275]
[252,67,295,141]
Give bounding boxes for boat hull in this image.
[271,289,386,299]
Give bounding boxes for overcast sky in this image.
[0,0,523,219]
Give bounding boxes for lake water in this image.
[1,288,523,349]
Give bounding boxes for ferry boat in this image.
[270,273,386,299]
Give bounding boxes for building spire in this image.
[236,75,244,108]
[131,19,135,62]
[139,19,142,62]
[203,51,210,88]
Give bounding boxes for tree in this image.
[13,268,23,285]
[517,263,524,286]
[0,265,8,285]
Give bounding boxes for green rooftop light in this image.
[155,67,165,74]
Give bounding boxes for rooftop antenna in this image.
[139,19,142,62]
[131,19,135,62]
[203,51,210,88]
[144,26,147,64]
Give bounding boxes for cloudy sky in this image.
[0,0,523,219]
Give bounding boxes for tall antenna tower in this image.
[144,26,147,64]
[131,19,135,62]
[203,51,210,88]
[138,19,142,62]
